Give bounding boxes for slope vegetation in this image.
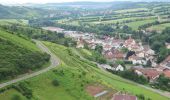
[0,30,50,81]
[0,42,169,100]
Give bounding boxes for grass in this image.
[0,89,27,100]
[0,30,39,51]
[115,8,149,13]
[90,17,156,25]
[0,42,169,100]
[126,19,156,30]
[147,23,170,32]
[0,19,28,25]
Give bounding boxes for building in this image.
[112,94,138,100]
[128,55,146,65]
[160,55,170,69]
[76,37,84,48]
[163,69,170,78]
[112,39,124,49]
[42,27,64,33]
[133,68,161,82]
[112,64,124,71]
[165,42,170,49]
[104,50,114,59]
[124,36,142,52]
[112,50,125,60]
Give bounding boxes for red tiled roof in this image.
[134,68,161,80]
[104,44,112,49]
[104,51,114,59]
[162,55,170,64]
[113,95,137,100]
[163,70,170,78]
[112,50,124,59]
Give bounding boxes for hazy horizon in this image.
[0,0,133,5]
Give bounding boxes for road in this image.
[0,40,60,89]
[72,48,170,99]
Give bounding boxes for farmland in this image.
[147,23,170,32]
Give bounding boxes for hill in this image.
[0,4,49,19]
[0,42,169,100]
[0,29,50,81]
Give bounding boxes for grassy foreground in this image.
[0,42,169,100]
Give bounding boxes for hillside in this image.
[0,4,49,19]
[0,29,50,81]
[0,42,169,100]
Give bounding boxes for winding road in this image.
[0,40,60,89]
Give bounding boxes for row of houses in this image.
[132,55,170,82]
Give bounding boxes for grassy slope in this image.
[0,42,169,100]
[0,30,39,51]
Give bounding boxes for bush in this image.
[11,94,21,100]
[52,79,60,86]
[13,82,32,99]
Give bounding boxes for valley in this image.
[0,1,170,100]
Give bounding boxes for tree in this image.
[11,94,21,100]
[151,41,163,53]
[95,44,103,54]
[145,60,152,67]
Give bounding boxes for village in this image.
[43,26,170,83]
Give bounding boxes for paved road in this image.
[0,40,60,89]
[72,48,170,99]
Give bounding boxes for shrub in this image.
[11,94,21,100]
[13,82,32,99]
[52,79,60,86]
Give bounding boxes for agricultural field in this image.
[147,23,170,32]
[115,8,149,13]
[0,42,169,100]
[126,19,157,30]
[0,19,28,25]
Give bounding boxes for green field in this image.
[147,23,170,32]
[0,19,28,25]
[126,19,156,30]
[0,42,169,100]
[115,8,149,13]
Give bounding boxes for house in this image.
[143,45,155,57]
[124,36,136,46]
[112,94,138,100]
[165,42,170,49]
[100,64,113,70]
[112,50,125,60]
[104,50,114,59]
[124,36,142,52]
[103,44,112,51]
[112,39,124,49]
[76,37,84,48]
[163,69,170,78]
[112,64,124,71]
[128,55,146,65]
[160,55,170,69]
[136,51,145,58]
[133,68,161,82]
